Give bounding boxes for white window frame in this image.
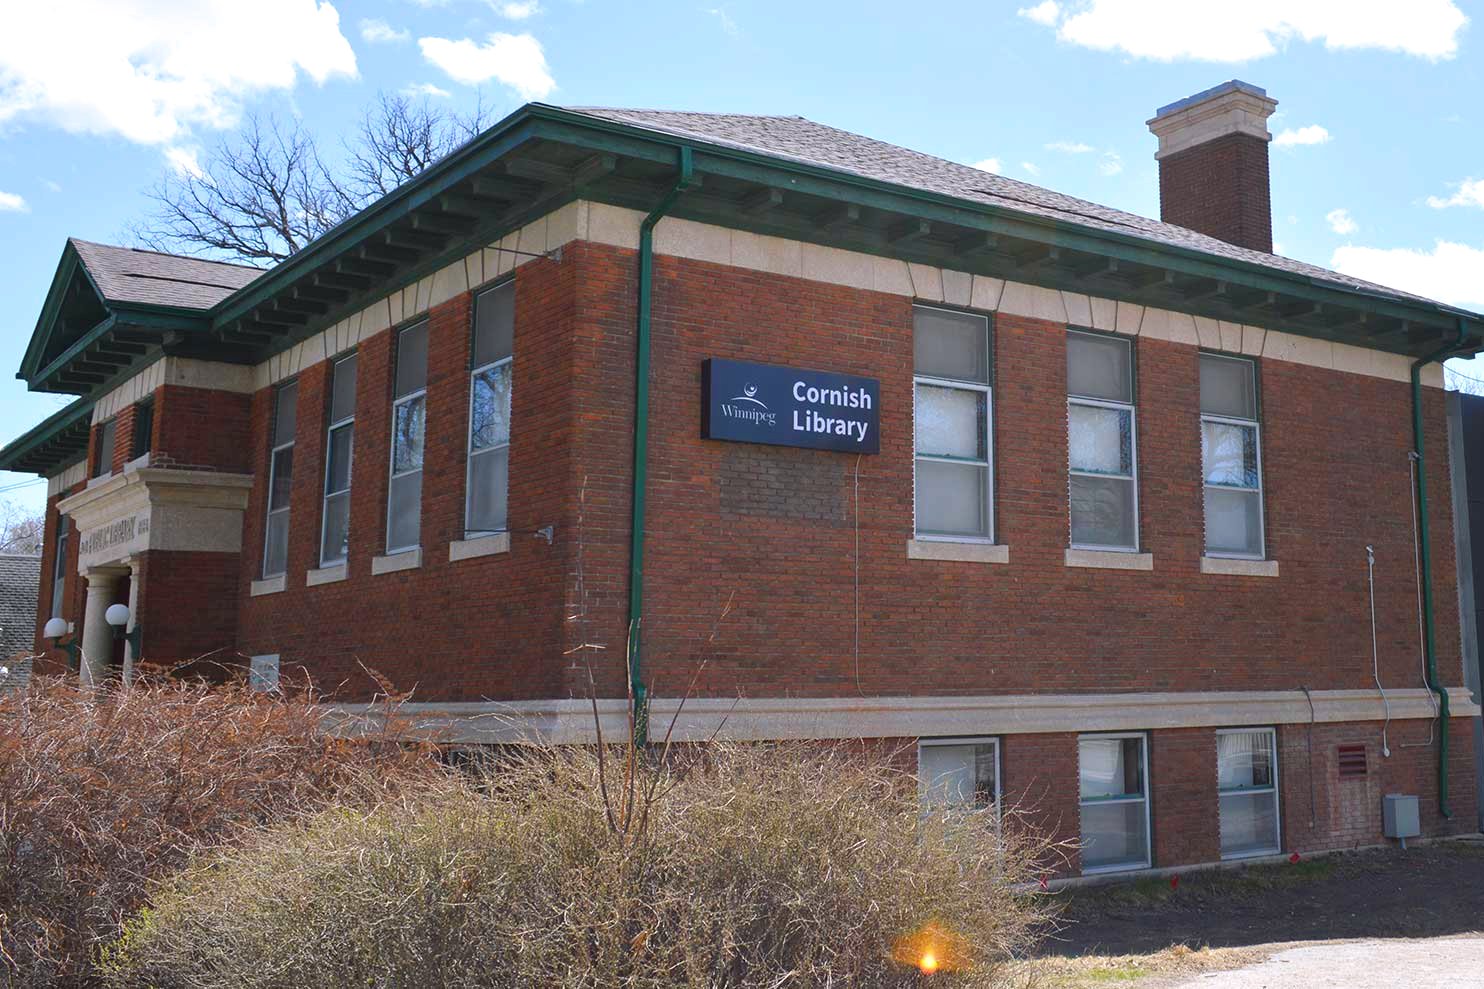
[1067,331,1138,553]
[912,304,994,543]
[262,382,296,579]
[386,324,428,555]
[319,356,356,568]
[249,653,281,693]
[1216,726,1281,860]
[1200,354,1265,560]
[1078,731,1152,875]
[917,735,1002,812]
[465,353,513,538]
[50,513,69,619]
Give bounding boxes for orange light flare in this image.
[892,920,971,977]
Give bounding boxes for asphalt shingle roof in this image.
[0,554,39,693]
[71,239,263,311]
[567,108,1440,310]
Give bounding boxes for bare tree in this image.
[0,501,43,556]
[134,94,496,265]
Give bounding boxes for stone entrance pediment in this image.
[58,466,254,573]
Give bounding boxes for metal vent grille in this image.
[1337,744,1368,779]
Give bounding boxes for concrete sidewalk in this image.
[1170,937,1484,988]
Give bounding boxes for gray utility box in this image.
[1383,794,1421,839]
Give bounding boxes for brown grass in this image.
[0,674,432,987]
[104,741,1065,988]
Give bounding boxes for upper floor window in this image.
[1200,354,1264,559]
[131,400,154,461]
[467,284,513,537]
[50,513,69,619]
[263,381,297,578]
[92,419,116,478]
[1068,331,1137,551]
[320,354,357,567]
[913,306,992,541]
[387,322,428,554]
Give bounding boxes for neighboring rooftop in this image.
[70,239,263,311]
[0,553,40,692]
[566,107,1435,308]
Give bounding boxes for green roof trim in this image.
[0,398,93,476]
[16,102,1484,404]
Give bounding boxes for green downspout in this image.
[1411,316,1472,818]
[628,146,696,747]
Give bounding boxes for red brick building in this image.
[5,81,1482,875]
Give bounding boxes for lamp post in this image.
[43,616,81,672]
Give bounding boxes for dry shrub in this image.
[0,675,431,986]
[105,742,1060,988]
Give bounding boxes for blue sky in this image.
[0,0,1481,511]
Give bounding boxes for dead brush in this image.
[0,672,433,987]
[103,734,1062,988]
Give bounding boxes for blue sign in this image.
[702,358,880,454]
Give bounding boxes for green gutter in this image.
[628,146,695,747]
[1411,317,1476,819]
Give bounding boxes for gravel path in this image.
[1168,937,1484,988]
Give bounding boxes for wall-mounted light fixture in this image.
[105,603,143,657]
[43,616,80,671]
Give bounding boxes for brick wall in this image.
[152,384,252,472]
[1157,132,1273,253]
[235,256,578,701]
[33,480,86,669]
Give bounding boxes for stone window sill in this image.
[250,575,286,597]
[306,563,348,586]
[450,532,511,562]
[1201,556,1280,578]
[372,548,422,575]
[906,539,1008,565]
[1065,549,1154,571]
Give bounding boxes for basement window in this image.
[1217,727,1281,859]
[1068,331,1138,552]
[1079,733,1150,873]
[913,305,993,541]
[466,283,513,538]
[1200,354,1265,558]
[918,737,999,811]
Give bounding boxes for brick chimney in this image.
[1146,80,1278,253]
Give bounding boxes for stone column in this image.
[81,569,120,688]
[122,557,142,685]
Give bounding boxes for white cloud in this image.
[1332,240,1484,308]
[360,18,410,43]
[0,191,27,212]
[1031,0,1466,62]
[1427,177,1484,209]
[1021,161,1040,176]
[1098,150,1123,176]
[163,145,206,179]
[1017,1,1060,27]
[1325,207,1358,235]
[402,82,452,99]
[494,0,540,17]
[705,8,739,36]
[971,158,1002,174]
[1045,140,1095,153]
[1273,124,1330,147]
[42,179,61,193]
[418,32,555,98]
[0,0,358,145]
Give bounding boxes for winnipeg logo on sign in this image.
[720,382,777,427]
[702,358,880,455]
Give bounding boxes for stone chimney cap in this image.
[1147,80,1279,160]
